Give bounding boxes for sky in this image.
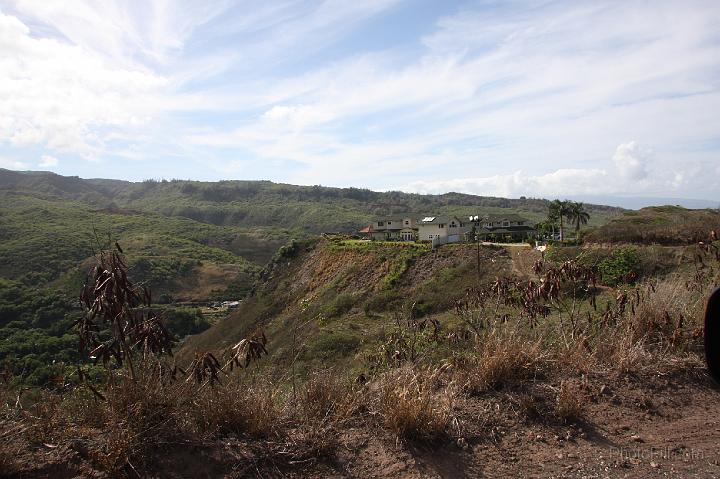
[0,0,719,201]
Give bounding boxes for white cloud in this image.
[0,10,167,158]
[612,141,649,181]
[185,1,720,198]
[0,1,719,200]
[395,138,715,199]
[0,157,28,169]
[38,154,58,167]
[398,168,610,198]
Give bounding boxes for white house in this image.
[368,217,417,241]
[417,216,466,242]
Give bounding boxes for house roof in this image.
[477,225,536,234]
[374,217,414,222]
[419,216,463,225]
[484,213,530,222]
[358,226,373,234]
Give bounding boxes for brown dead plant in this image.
[555,380,585,423]
[373,366,459,441]
[76,243,174,381]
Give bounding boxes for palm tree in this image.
[549,199,571,242]
[568,201,590,238]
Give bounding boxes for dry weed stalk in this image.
[76,243,174,380]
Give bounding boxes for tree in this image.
[549,200,572,242]
[568,202,590,238]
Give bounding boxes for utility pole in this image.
[475,228,481,284]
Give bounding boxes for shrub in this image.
[273,239,301,262]
[323,293,355,318]
[461,329,545,394]
[192,379,280,438]
[307,331,361,360]
[364,290,402,314]
[599,247,639,286]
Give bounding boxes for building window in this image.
[503,221,509,227]
[517,221,524,225]
[486,222,492,227]
[405,221,409,225]
[439,224,445,228]
[388,221,392,225]
[377,222,384,226]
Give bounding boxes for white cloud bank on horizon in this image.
[0,157,28,170]
[38,155,58,167]
[396,141,694,198]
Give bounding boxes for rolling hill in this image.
[0,168,624,287]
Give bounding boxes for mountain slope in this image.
[0,190,262,299]
[0,168,624,298]
[0,169,623,233]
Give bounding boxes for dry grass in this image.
[461,327,547,394]
[554,380,585,423]
[298,370,356,422]
[191,378,281,439]
[374,366,459,441]
[590,275,708,374]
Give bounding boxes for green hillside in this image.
[0,168,625,293]
[584,205,720,245]
[0,191,261,297]
[178,235,714,380]
[1,169,622,234]
[0,169,625,386]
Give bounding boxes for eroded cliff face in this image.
[178,238,516,369]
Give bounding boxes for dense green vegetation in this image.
[598,247,640,286]
[0,279,78,386]
[160,307,212,338]
[0,279,212,386]
[1,169,621,233]
[0,192,261,297]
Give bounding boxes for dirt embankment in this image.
[178,241,514,360]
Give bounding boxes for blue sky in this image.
[0,0,719,200]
